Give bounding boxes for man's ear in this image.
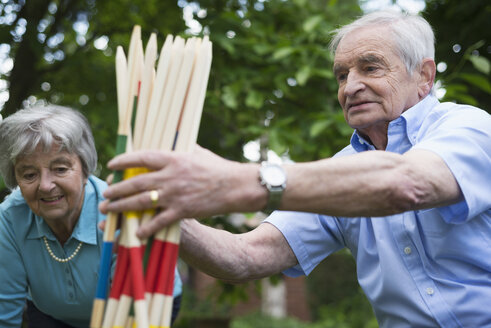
[418,58,436,99]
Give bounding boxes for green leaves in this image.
[469,55,491,75]
[310,119,332,138]
[245,90,264,109]
[460,73,491,93]
[272,47,295,61]
[303,15,324,33]
[296,65,311,86]
[221,85,239,109]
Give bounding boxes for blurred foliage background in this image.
[1,0,489,327]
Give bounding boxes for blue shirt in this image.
[265,95,491,328]
[0,175,182,327]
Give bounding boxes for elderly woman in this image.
[0,105,181,327]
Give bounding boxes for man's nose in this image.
[343,71,365,97]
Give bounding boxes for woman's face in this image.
[14,144,87,225]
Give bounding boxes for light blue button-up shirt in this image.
[266,95,491,327]
[0,175,182,327]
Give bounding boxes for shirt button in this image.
[404,247,412,255]
[68,280,73,286]
[426,287,434,295]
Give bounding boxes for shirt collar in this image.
[349,95,439,151]
[350,132,375,152]
[26,177,99,245]
[400,95,439,146]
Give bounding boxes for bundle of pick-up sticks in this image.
[89,26,212,328]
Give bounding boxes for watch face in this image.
[263,164,286,186]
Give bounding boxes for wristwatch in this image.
[259,162,287,214]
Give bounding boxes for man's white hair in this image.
[329,10,435,75]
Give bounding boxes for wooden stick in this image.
[126,210,149,328]
[112,220,133,328]
[90,45,129,328]
[160,36,213,328]
[156,223,181,328]
[140,34,174,151]
[119,27,149,326]
[174,36,213,152]
[159,37,197,151]
[123,25,144,133]
[146,37,196,326]
[151,36,185,149]
[101,218,129,328]
[119,167,149,328]
[99,26,144,328]
[138,37,176,307]
[133,33,157,150]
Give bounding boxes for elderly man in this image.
[100,11,491,327]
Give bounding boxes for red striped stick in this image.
[155,224,181,328]
[161,37,212,328]
[125,207,149,328]
[101,219,129,328]
[146,36,198,327]
[112,223,133,328]
[90,38,133,328]
[117,25,146,328]
[100,25,145,328]
[138,37,175,308]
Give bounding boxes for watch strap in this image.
[264,185,283,214]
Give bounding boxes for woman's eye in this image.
[23,173,36,181]
[54,167,69,174]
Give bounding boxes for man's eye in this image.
[336,73,347,82]
[366,66,378,72]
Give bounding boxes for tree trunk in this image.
[3,0,51,116]
[261,277,286,318]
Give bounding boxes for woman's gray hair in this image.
[329,10,435,75]
[0,104,97,190]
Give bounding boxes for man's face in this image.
[14,144,87,224]
[334,26,421,137]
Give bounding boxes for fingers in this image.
[107,150,170,171]
[99,199,110,214]
[103,169,163,200]
[101,189,158,213]
[106,173,114,185]
[98,220,106,231]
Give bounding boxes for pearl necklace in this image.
[43,236,83,263]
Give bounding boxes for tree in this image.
[190,0,361,162]
[0,0,186,180]
[0,0,360,198]
[423,0,491,112]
